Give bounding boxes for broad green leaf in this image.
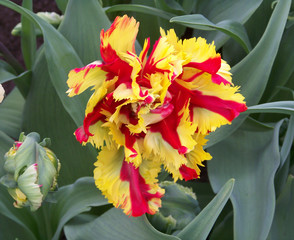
[170,14,251,53]
[0,88,24,139]
[0,0,86,126]
[104,4,176,20]
[208,118,281,240]
[0,214,33,240]
[261,25,294,103]
[176,179,234,240]
[48,177,109,240]
[22,50,96,185]
[59,0,110,64]
[245,101,294,115]
[21,0,36,69]
[268,175,294,240]
[64,207,180,240]
[207,0,291,148]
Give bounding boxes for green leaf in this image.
[208,118,281,240]
[0,88,24,139]
[21,0,36,69]
[0,214,33,240]
[176,179,234,240]
[268,175,294,240]
[64,207,180,240]
[0,65,15,84]
[261,24,294,103]
[207,0,291,148]
[245,101,294,115]
[195,0,262,48]
[104,4,176,20]
[0,184,38,240]
[170,14,251,53]
[59,0,110,64]
[46,177,109,240]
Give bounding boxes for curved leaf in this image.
[245,101,294,115]
[0,88,24,139]
[268,175,294,240]
[195,0,262,48]
[104,4,176,20]
[64,207,180,240]
[170,14,251,53]
[176,179,234,240]
[48,177,109,240]
[208,118,281,240]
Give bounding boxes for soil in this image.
[0,0,60,94]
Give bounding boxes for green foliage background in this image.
[0,0,293,239]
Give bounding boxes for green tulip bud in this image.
[0,132,61,211]
[11,12,63,36]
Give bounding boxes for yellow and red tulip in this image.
[67,15,247,217]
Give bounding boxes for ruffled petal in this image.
[94,147,164,217]
[67,61,106,97]
[171,79,247,134]
[100,15,139,63]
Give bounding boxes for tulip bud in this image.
[0,84,4,103]
[11,12,63,36]
[0,132,61,211]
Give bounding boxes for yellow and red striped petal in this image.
[67,61,106,97]
[100,15,139,63]
[94,147,164,217]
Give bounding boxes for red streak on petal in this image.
[211,74,232,85]
[120,125,138,157]
[73,63,102,74]
[171,82,247,122]
[185,56,221,75]
[120,161,163,217]
[179,165,198,181]
[149,93,187,151]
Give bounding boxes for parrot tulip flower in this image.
[67,15,247,217]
